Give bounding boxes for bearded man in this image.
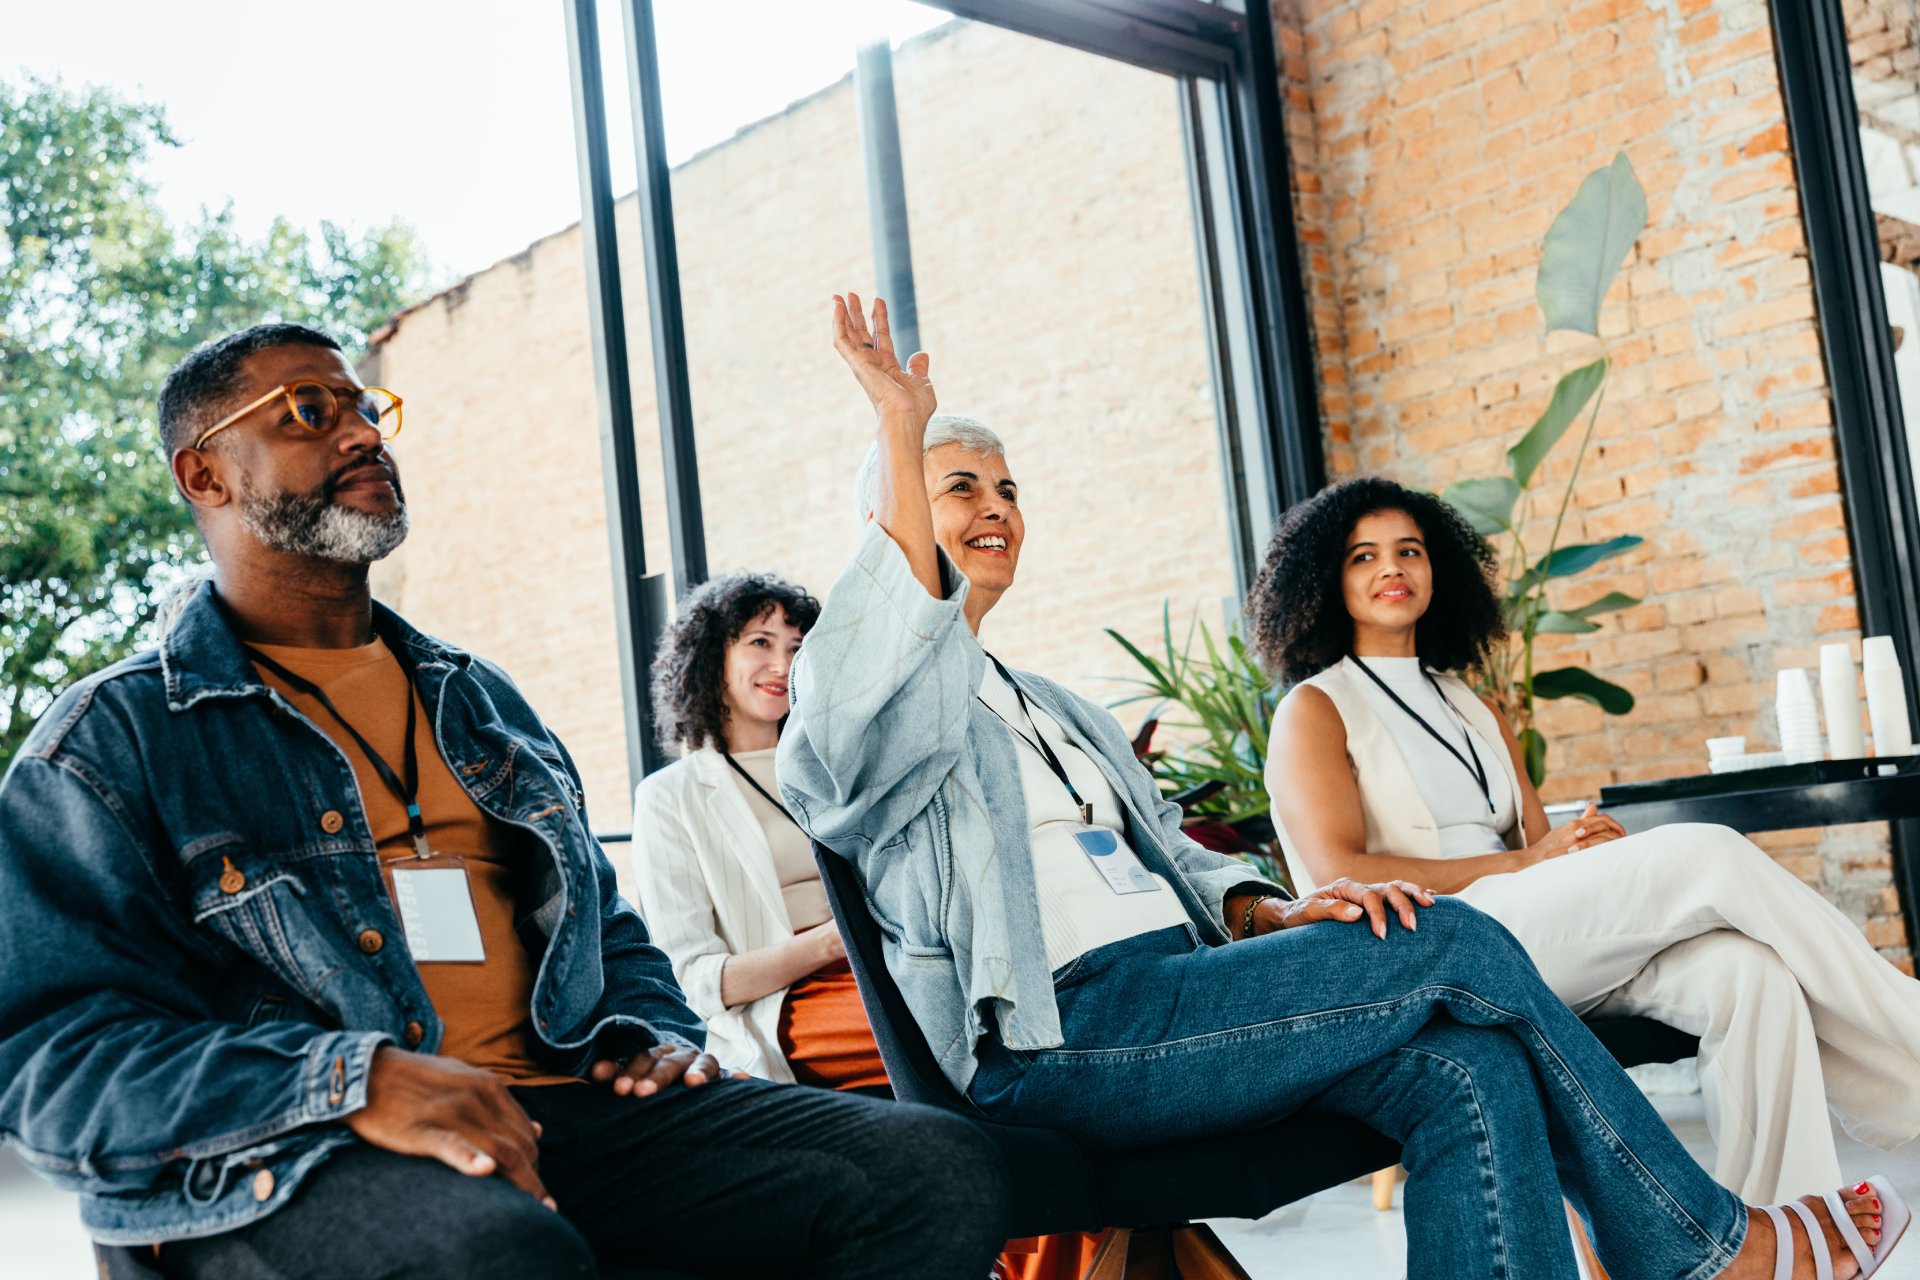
[0,323,1007,1279]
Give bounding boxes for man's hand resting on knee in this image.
[587,1043,745,1097]
[345,1047,555,1207]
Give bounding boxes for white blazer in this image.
[630,746,796,1082]
[1268,657,1525,893]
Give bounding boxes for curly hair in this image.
[1245,475,1505,686]
[650,571,821,753]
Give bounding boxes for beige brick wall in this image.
[1273,0,1912,967]
[369,22,1237,878]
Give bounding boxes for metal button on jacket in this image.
[357,929,383,955]
[319,810,345,834]
[403,1021,424,1047]
[218,866,246,895]
[251,1169,275,1202]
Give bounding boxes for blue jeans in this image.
[967,899,1749,1280]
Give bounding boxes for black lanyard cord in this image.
[977,654,1094,824]
[722,753,805,833]
[1350,658,1495,815]
[248,644,433,859]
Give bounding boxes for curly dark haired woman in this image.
[630,569,1102,1280]
[629,571,848,1084]
[1251,475,1920,1204]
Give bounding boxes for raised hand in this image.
[832,292,935,431]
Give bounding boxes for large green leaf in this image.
[1537,151,1648,336]
[1518,726,1548,788]
[1531,667,1635,714]
[1442,476,1523,535]
[1565,591,1640,619]
[1507,359,1607,487]
[1535,612,1601,634]
[1535,590,1641,633]
[1515,536,1642,592]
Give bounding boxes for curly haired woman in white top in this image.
[1253,474,1920,1203]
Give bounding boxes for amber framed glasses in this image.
[192,381,404,450]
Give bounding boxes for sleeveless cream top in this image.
[1266,657,1526,893]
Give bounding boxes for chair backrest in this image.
[812,842,968,1111]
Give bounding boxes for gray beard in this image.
[237,478,410,564]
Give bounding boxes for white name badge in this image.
[390,863,487,963]
[1071,827,1163,895]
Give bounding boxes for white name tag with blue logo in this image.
[1071,827,1162,895]
[390,862,487,963]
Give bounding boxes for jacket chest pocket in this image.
[188,848,350,1001]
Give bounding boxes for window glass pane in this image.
[665,8,1240,723]
[1845,0,1920,491]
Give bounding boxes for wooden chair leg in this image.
[1169,1224,1253,1279]
[1567,1200,1612,1280]
[1082,1225,1252,1280]
[1372,1165,1399,1210]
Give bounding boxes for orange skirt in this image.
[779,962,1108,1280]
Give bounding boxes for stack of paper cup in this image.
[1863,636,1914,756]
[1777,668,1823,764]
[1820,643,1867,759]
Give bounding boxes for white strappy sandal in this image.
[1758,1176,1910,1280]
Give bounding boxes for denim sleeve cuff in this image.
[1204,872,1292,927]
[852,520,970,631]
[304,1030,391,1121]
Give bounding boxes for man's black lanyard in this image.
[248,643,434,859]
[723,753,805,833]
[977,654,1094,824]
[1350,657,1495,814]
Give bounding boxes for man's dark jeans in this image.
[161,1078,1007,1279]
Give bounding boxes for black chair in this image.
[813,841,1700,1277]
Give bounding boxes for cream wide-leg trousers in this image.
[1452,822,1920,1201]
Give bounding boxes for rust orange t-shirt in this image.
[252,637,575,1085]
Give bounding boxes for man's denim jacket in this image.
[0,582,702,1245]
[778,524,1285,1095]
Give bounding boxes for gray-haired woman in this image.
[773,292,1907,1280]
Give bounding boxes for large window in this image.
[569,0,1318,787]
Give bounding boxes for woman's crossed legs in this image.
[967,897,1886,1280]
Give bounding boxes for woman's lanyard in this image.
[976,654,1095,824]
[1350,658,1495,814]
[248,645,434,859]
[723,753,805,833]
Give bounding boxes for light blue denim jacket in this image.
[0,582,702,1245]
[778,523,1284,1093]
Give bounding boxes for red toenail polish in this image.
[1856,1182,1872,1193]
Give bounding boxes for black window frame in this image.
[1770,0,1920,946]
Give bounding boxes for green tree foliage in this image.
[1,76,432,766]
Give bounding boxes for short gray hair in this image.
[852,414,1007,520]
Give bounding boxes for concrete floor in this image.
[3,1066,1916,1278]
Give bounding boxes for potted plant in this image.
[1107,607,1288,888]
[1442,151,1651,785]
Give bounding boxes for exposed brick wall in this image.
[1274,0,1912,967]
[368,22,1238,896]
